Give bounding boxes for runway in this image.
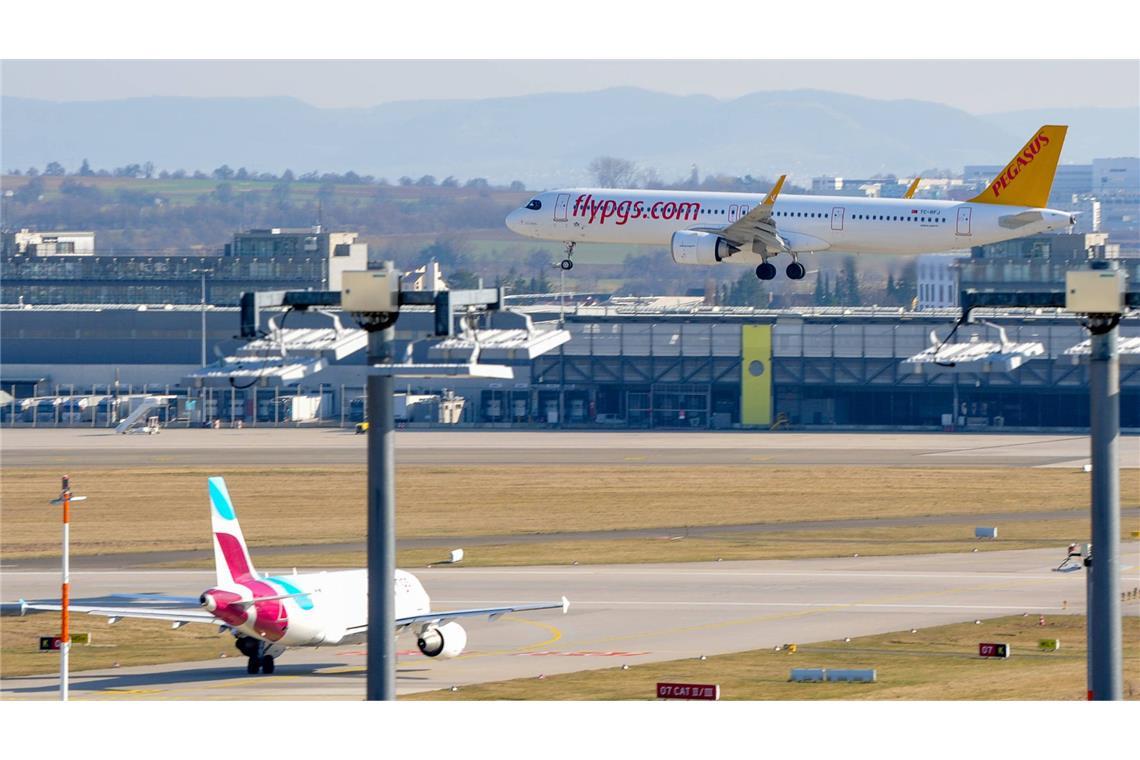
[4,544,1137,700]
[4,428,1137,468]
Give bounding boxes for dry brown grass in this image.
[406,614,1140,701]
[191,518,1106,570]
[4,465,1127,560]
[0,613,233,678]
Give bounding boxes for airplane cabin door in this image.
[554,193,570,222]
[729,205,739,223]
[956,206,972,236]
[830,207,845,231]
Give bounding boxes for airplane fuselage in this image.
[205,568,429,647]
[506,188,1073,260]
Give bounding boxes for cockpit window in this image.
[525,199,542,210]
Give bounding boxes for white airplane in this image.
[17,477,568,675]
[505,125,1075,280]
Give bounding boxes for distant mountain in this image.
[979,107,1140,162]
[3,89,1137,187]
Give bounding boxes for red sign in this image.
[656,682,720,700]
[978,642,1009,658]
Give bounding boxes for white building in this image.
[916,252,968,311]
[2,229,95,256]
[1092,157,1140,195]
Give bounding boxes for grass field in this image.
[405,614,1140,701]
[0,613,233,678]
[5,612,1137,699]
[158,518,1108,571]
[3,465,1132,562]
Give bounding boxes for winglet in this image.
[762,175,786,206]
[904,177,921,199]
[562,596,570,614]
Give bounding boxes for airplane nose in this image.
[505,209,521,233]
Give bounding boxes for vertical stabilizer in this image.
[208,477,256,584]
[968,125,1068,208]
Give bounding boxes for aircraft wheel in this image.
[786,262,806,280]
[560,258,574,271]
[755,262,777,281]
[247,657,261,674]
[261,655,276,674]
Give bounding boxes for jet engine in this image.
[671,230,738,265]
[416,622,468,658]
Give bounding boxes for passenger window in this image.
[525,199,542,210]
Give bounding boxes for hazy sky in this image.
[3,60,1137,113]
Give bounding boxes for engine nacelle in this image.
[416,622,468,658]
[671,230,738,265]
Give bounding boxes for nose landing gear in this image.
[560,242,575,271]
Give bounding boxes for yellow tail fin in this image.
[968,125,1067,208]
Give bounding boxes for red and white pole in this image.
[60,475,71,701]
[52,475,85,702]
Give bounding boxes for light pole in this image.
[50,475,86,701]
[192,269,213,367]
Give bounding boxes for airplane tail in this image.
[967,125,1068,208]
[208,476,257,585]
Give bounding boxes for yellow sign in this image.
[1038,639,1060,652]
[741,324,773,426]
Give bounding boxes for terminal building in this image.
[0,227,367,305]
[915,232,1138,311]
[3,298,1137,431]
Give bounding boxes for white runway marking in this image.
[435,600,1072,611]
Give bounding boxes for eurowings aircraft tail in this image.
[209,476,258,585]
[968,125,1068,208]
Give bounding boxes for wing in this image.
[20,600,220,627]
[717,175,789,254]
[346,597,570,635]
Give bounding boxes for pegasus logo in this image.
[990,131,1051,199]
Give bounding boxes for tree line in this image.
[6,159,528,192]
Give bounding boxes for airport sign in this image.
[978,642,1010,658]
[657,682,720,700]
[39,632,90,651]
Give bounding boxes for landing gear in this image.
[560,242,575,271]
[755,262,777,281]
[786,261,806,280]
[236,635,278,675]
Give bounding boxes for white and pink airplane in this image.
[506,125,1074,280]
[18,477,568,675]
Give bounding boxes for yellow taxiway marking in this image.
[750,456,772,462]
[455,617,563,660]
[623,456,647,462]
[202,674,304,690]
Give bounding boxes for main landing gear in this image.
[560,242,575,271]
[236,635,277,675]
[754,256,806,281]
[246,654,276,674]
